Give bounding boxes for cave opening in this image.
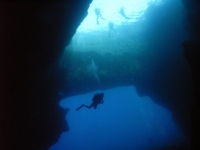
[51,86,188,150]
[50,0,193,149]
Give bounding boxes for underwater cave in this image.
[1,0,199,149]
[51,0,193,149]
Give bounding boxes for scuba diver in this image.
[108,21,116,37]
[76,93,104,111]
[119,7,130,19]
[95,8,105,25]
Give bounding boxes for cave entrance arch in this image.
[54,0,192,149]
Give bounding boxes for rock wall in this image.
[181,0,200,148]
[0,1,91,150]
[0,0,199,149]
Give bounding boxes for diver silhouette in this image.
[108,21,116,37]
[119,7,130,19]
[76,93,104,111]
[95,8,105,25]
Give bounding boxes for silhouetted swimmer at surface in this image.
[108,21,116,37]
[95,8,105,25]
[76,93,104,111]
[119,7,130,19]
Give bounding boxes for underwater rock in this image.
[0,1,92,150]
[0,0,199,149]
[182,40,200,149]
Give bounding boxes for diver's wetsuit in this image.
[76,93,104,111]
[119,7,130,19]
[95,8,104,25]
[108,21,116,37]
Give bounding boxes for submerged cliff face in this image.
[0,1,92,150]
[181,0,200,148]
[0,0,199,149]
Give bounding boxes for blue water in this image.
[50,86,186,150]
[50,0,191,149]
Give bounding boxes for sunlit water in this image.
[52,0,189,149]
[50,86,186,150]
[77,0,163,32]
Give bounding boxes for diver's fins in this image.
[76,105,83,111]
[96,19,99,25]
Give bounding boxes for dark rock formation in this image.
[181,0,200,149]
[132,1,200,148]
[182,40,200,149]
[0,1,91,150]
[181,0,200,38]
[0,0,199,150]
